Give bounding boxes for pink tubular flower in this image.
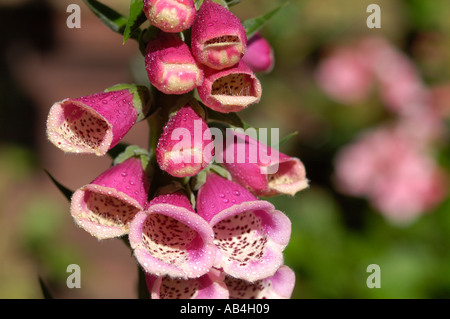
[242,33,274,74]
[129,192,216,278]
[218,130,308,197]
[143,0,196,33]
[46,84,150,156]
[334,124,447,224]
[197,60,262,113]
[196,173,291,282]
[225,265,295,299]
[70,157,149,239]
[145,268,229,299]
[156,103,213,177]
[191,0,247,70]
[145,32,203,95]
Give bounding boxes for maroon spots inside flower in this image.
[211,74,256,97]
[204,35,241,46]
[57,104,110,151]
[159,276,199,299]
[83,191,140,228]
[213,211,267,267]
[142,214,197,266]
[225,276,272,299]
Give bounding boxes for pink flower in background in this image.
[145,268,229,299]
[334,124,447,224]
[315,45,374,104]
[70,157,149,239]
[359,36,430,115]
[242,33,275,73]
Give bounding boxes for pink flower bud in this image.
[197,60,262,113]
[191,0,247,70]
[225,265,295,299]
[156,103,213,177]
[218,130,308,197]
[145,32,203,95]
[70,158,149,239]
[129,192,216,278]
[242,33,274,73]
[143,0,196,33]
[197,173,291,282]
[47,85,150,156]
[145,268,229,299]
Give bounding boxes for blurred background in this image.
[1,0,449,298]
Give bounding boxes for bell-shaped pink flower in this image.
[196,173,291,282]
[145,268,229,299]
[156,103,213,177]
[129,192,216,278]
[242,33,274,74]
[143,0,196,33]
[197,61,262,113]
[145,32,203,95]
[191,0,247,70]
[47,84,150,155]
[225,265,295,299]
[218,130,308,197]
[70,157,149,239]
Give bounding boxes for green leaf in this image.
[38,277,54,299]
[123,0,147,44]
[204,107,244,128]
[107,142,130,160]
[113,145,151,170]
[83,0,128,35]
[208,164,231,180]
[277,131,298,147]
[44,170,73,202]
[225,0,242,6]
[195,0,228,9]
[242,2,288,38]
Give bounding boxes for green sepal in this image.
[44,170,73,202]
[195,0,228,10]
[123,0,147,44]
[242,2,288,39]
[113,144,151,171]
[82,0,128,35]
[104,83,152,121]
[38,277,54,299]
